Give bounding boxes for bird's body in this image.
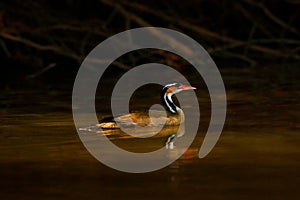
[84,83,196,149]
[98,110,181,129]
[97,83,194,129]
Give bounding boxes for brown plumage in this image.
[79,83,197,149]
[97,83,195,129]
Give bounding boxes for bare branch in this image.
[117,0,297,59]
[0,31,82,61]
[245,0,300,37]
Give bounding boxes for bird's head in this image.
[161,83,196,114]
[162,83,196,95]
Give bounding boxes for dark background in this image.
[1,0,299,88]
[1,1,300,200]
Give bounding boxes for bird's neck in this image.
[161,91,185,124]
[162,93,180,114]
[177,108,185,124]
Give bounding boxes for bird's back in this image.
[98,110,181,129]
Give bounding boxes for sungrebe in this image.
[96,83,196,149]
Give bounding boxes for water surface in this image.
[1,65,300,199]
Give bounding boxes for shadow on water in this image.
[1,64,300,199]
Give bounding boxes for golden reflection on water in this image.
[1,105,300,199]
[1,66,300,199]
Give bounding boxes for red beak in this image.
[180,84,196,90]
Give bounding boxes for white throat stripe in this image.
[164,94,176,113]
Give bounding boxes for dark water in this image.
[1,65,300,199]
